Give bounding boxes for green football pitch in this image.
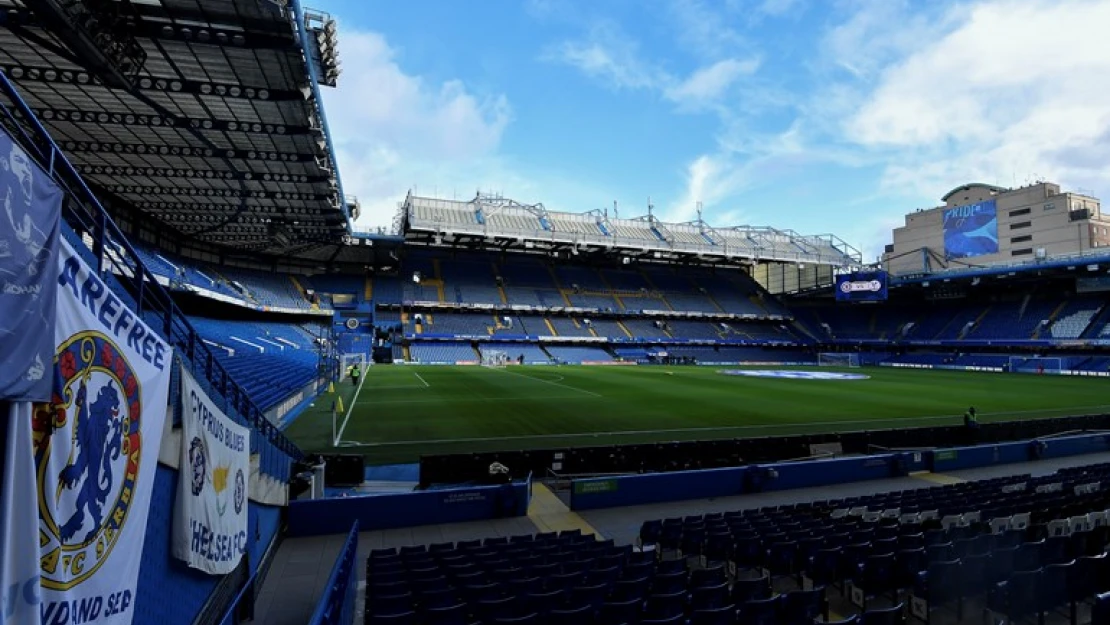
[283,365,1110,465]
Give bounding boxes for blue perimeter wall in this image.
[133,465,283,624]
[287,479,532,537]
[570,433,1110,511]
[570,453,924,511]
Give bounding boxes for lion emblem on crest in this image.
[34,333,142,591]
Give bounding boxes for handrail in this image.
[0,70,304,461]
[307,521,360,625]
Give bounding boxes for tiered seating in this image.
[219,266,313,310]
[374,276,404,304]
[693,273,767,316]
[618,295,671,312]
[133,245,241,300]
[967,299,1058,340]
[547,317,594,338]
[491,315,535,337]
[722,323,796,342]
[440,257,503,305]
[480,343,551,364]
[639,464,1110,625]
[419,313,489,336]
[613,347,650,362]
[667,321,724,341]
[410,343,477,364]
[602,268,651,291]
[1049,298,1103,338]
[545,346,614,364]
[188,318,323,410]
[309,274,367,308]
[566,293,620,310]
[1070,357,1110,373]
[583,319,625,339]
[883,353,1008,369]
[365,531,752,625]
[522,316,554,336]
[622,319,672,339]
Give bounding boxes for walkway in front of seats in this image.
[251,451,1110,624]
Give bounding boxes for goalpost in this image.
[818,353,861,368]
[481,349,509,368]
[340,353,368,381]
[1008,356,1065,374]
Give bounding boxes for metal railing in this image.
[307,521,360,625]
[0,70,304,462]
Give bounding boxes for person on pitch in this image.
[350,363,361,386]
[964,406,980,443]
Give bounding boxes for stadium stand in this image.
[545,346,616,364]
[410,342,480,364]
[548,317,596,338]
[480,342,552,364]
[189,318,326,411]
[363,462,1110,625]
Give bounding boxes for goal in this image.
[1008,356,1064,374]
[481,349,509,368]
[818,353,861,368]
[340,353,368,381]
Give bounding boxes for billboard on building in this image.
[943,199,998,259]
[835,271,888,302]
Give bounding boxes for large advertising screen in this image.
[943,199,998,259]
[835,271,888,302]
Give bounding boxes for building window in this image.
[1010,221,1031,230]
[1045,203,1055,210]
[1011,235,1032,243]
[1012,248,1033,256]
[1009,207,1031,217]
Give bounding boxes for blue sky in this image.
[313,0,1110,260]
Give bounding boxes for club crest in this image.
[33,332,142,591]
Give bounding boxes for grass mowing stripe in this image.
[331,402,1110,447]
[282,365,1110,463]
[495,367,603,397]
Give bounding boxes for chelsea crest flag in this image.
[172,366,250,575]
[32,238,171,624]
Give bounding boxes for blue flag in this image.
[0,126,63,401]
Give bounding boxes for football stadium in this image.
[3,3,1110,625]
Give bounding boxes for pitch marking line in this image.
[333,369,368,446]
[335,402,1110,448]
[358,372,432,391]
[495,367,602,397]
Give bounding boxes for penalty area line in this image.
[495,367,602,397]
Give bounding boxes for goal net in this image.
[818,353,861,368]
[340,353,368,381]
[481,349,509,368]
[1008,356,1064,374]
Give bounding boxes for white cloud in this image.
[547,24,760,113]
[758,0,806,16]
[543,23,660,90]
[844,0,1110,198]
[665,58,761,108]
[322,31,513,230]
[667,0,751,59]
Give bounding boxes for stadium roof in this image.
[402,192,862,267]
[0,0,349,254]
[941,182,1008,203]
